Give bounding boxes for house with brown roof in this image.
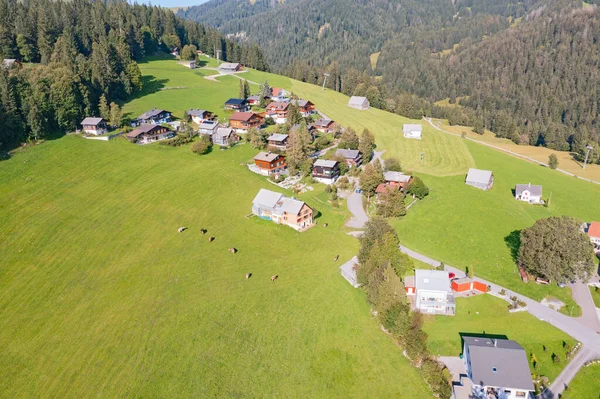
[289,99,315,117]
[80,117,108,135]
[312,118,336,134]
[126,124,172,144]
[252,188,314,231]
[265,101,290,124]
[268,134,289,151]
[253,152,287,176]
[229,112,265,133]
[271,88,289,101]
[335,149,362,167]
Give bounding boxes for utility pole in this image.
[322,73,330,91]
[583,145,593,169]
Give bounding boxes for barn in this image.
[452,277,487,293]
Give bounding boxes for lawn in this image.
[0,137,433,398]
[561,364,600,398]
[422,295,577,383]
[590,286,600,308]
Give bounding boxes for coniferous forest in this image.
[0,0,268,149]
[180,0,600,162]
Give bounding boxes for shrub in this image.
[160,133,194,147]
[191,135,212,155]
[499,289,506,296]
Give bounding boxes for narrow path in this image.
[345,191,368,229]
[571,281,600,331]
[538,347,597,399]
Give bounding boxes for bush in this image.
[499,289,506,296]
[269,174,284,183]
[160,133,194,147]
[191,135,212,155]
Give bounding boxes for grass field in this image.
[590,286,600,308]
[561,364,600,398]
[422,295,576,382]
[0,138,434,398]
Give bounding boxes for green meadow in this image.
[561,363,600,398]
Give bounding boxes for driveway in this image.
[571,281,600,331]
[345,191,368,229]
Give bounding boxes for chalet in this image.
[229,112,264,133]
[267,134,289,151]
[290,123,317,141]
[415,269,455,315]
[133,108,171,126]
[466,168,494,191]
[312,118,335,134]
[384,171,412,189]
[218,63,242,73]
[247,95,261,105]
[289,99,315,116]
[224,98,250,112]
[187,109,211,125]
[313,159,340,185]
[80,117,108,135]
[265,101,290,124]
[335,149,362,167]
[252,189,314,231]
[348,96,369,110]
[403,124,422,140]
[458,337,535,399]
[198,120,220,135]
[253,152,287,176]
[271,87,289,101]
[515,183,543,204]
[585,222,600,248]
[126,124,172,144]
[212,127,239,146]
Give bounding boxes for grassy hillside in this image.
[561,363,600,398]
[0,138,432,398]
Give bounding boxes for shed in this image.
[465,168,494,191]
[348,96,369,110]
[404,275,415,296]
[452,278,487,293]
[340,256,361,288]
[403,124,423,140]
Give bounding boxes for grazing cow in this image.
[271,275,278,282]
[229,248,237,254]
[333,255,339,261]
[200,229,207,234]
[323,223,328,227]
[178,227,187,233]
[209,236,215,242]
[246,273,252,279]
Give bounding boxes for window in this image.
[515,392,526,398]
[492,367,497,373]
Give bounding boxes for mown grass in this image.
[590,286,600,308]
[561,364,600,398]
[0,138,433,398]
[422,295,576,383]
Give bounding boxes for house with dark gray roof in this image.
[515,183,543,204]
[335,149,362,167]
[126,124,172,144]
[466,168,494,191]
[198,120,220,135]
[133,108,171,126]
[212,127,239,146]
[218,62,242,73]
[224,98,250,112]
[348,96,369,110]
[313,159,340,185]
[186,109,211,125]
[251,188,314,231]
[80,117,108,135]
[460,336,534,399]
[267,133,289,151]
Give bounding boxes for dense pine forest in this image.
[0,0,268,150]
[180,0,600,162]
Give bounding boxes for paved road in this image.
[539,347,597,399]
[571,282,600,331]
[345,191,368,229]
[371,150,385,165]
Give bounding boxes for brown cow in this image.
[229,248,237,254]
[271,275,278,282]
[209,236,215,242]
[178,227,187,233]
[246,273,252,279]
[200,229,207,235]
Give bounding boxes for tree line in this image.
[0,0,268,150]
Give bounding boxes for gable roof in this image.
[126,124,169,138]
[266,101,289,111]
[214,127,234,138]
[247,95,260,101]
[466,168,493,184]
[348,96,368,106]
[588,222,600,238]
[252,189,283,209]
[384,171,411,183]
[290,99,312,107]
[279,197,306,215]
[464,337,534,391]
[229,112,255,122]
[3,59,17,67]
[335,149,360,159]
[137,108,168,120]
[198,120,220,130]
[376,183,400,194]
[187,109,208,117]
[403,124,423,133]
[225,98,247,106]
[219,62,240,70]
[314,159,338,168]
[314,118,333,127]
[254,152,282,162]
[415,269,451,293]
[268,133,288,142]
[515,183,542,197]
[271,87,286,97]
[81,117,105,126]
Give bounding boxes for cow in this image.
[229,248,237,254]
[333,255,339,262]
[209,236,215,242]
[323,223,328,227]
[246,273,252,279]
[200,229,207,235]
[271,275,278,282]
[178,227,187,233]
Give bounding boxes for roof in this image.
[198,120,219,130]
[588,222,600,238]
[453,277,473,286]
[335,149,360,159]
[126,124,168,138]
[340,256,360,287]
[229,112,255,122]
[271,88,286,96]
[214,127,234,138]
[279,197,306,215]
[3,59,17,67]
[515,183,542,197]
[314,118,333,127]
[266,101,289,111]
[225,98,247,106]
[80,117,105,126]
[376,183,400,194]
[403,124,423,133]
[348,96,368,106]
[268,133,288,142]
[464,337,534,391]
[252,189,283,209]
[314,159,338,168]
[254,152,281,162]
[290,99,312,107]
[404,275,415,288]
[219,62,240,70]
[384,171,411,183]
[247,95,260,101]
[187,109,207,117]
[415,269,451,293]
[466,168,493,185]
[137,108,168,120]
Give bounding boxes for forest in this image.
[0,0,268,150]
[180,0,600,162]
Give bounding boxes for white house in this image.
[271,87,289,102]
[515,183,542,204]
[460,336,535,399]
[414,269,455,315]
[348,96,369,110]
[585,222,600,247]
[403,124,423,140]
[466,168,494,191]
[187,109,211,125]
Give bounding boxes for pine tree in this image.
[98,95,110,121]
[109,102,122,128]
[358,128,375,162]
[243,80,251,100]
[548,154,559,169]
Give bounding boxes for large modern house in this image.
[466,168,494,191]
[403,124,423,140]
[133,109,171,126]
[252,189,314,231]
[312,159,340,185]
[253,152,287,176]
[80,117,108,135]
[126,124,172,144]
[197,120,220,135]
[515,183,543,204]
[458,337,535,399]
[348,96,369,110]
[414,269,455,315]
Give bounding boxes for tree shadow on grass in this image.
[122,75,169,120]
[504,230,521,263]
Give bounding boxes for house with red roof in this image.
[586,222,600,248]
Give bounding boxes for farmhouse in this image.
[289,99,315,116]
[133,109,171,126]
[312,118,335,134]
[335,149,362,167]
[80,117,108,135]
[253,152,287,176]
[383,171,412,189]
[265,101,290,124]
[251,188,314,231]
[585,222,600,247]
[198,120,220,135]
[348,96,369,110]
[212,127,239,146]
[465,168,494,191]
[218,62,242,73]
[452,278,487,293]
[515,183,543,204]
[313,159,340,185]
[460,337,535,399]
[229,112,264,133]
[224,98,250,112]
[126,124,172,144]
[187,109,211,125]
[340,256,361,288]
[403,124,422,140]
[267,134,289,151]
[271,87,289,101]
[415,269,455,315]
